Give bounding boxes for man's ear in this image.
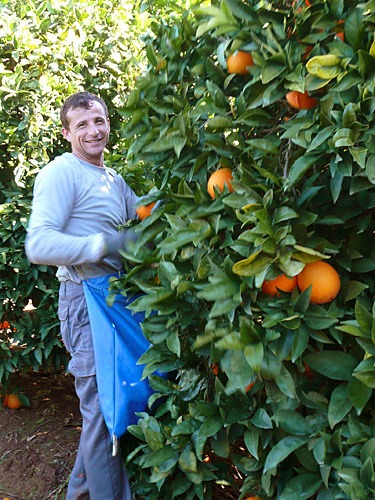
[62,128,71,142]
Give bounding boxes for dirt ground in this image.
[0,371,244,500]
[0,370,81,500]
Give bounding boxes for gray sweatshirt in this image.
[25,152,139,283]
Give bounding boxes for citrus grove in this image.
[1,0,375,499]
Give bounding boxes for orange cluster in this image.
[262,261,341,304]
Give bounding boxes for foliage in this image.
[116,0,375,498]
[0,0,148,386]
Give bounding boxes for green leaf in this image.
[328,384,353,428]
[355,301,373,332]
[224,0,257,22]
[244,343,264,370]
[274,409,313,436]
[360,456,375,489]
[348,379,372,415]
[143,446,179,468]
[306,126,335,153]
[275,365,297,398]
[292,327,309,362]
[365,154,375,184]
[274,207,299,224]
[178,444,198,474]
[280,473,322,500]
[211,428,230,458]
[251,408,273,429]
[304,351,358,381]
[235,108,272,127]
[215,331,245,350]
[345,5,366,51]
[232,251,274,276]
[264,436,308,473]
[261,58,285,84]
[353,359,375,388]
[286,155,320,189]
[244,426,260,460]
[344,281,369,302]
[206,115,232,131]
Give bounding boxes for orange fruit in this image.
[297,261,341,304]
[286,91,319,110]
[245,381,255,393]
[335,31,344,41]
[211,363,219,376]
[244,496,261,500]
[136,202,156,220]
[207,168,234,198]
[262,274,298,297]
[0,321,11,329]
[292,0,311,10]
[3,395,9,407]
[227,51,254,75]
[6,394,22,409]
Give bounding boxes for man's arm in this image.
[25,160,109,266]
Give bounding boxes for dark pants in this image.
[58,280,132,500]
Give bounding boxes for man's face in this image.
[62,101,110,166]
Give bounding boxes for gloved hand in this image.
[103,228,139,256]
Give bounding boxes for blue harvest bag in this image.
[82,274,155,455]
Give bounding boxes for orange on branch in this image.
[297,261,341,304]
[262,274,298,297]
[245,381,255,393]
[136,202,156,220]
[286,90,319,110]
[227,51,254,75]
[207,168,234,198]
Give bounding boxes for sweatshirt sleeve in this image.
[25,159,107,266]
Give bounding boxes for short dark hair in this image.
[60,91,109,130]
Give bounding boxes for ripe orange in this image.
[262,274,298,297]
[286,91,319,110]
[244,496,261,500]
[297,261,341,304]
[6,394,22,409]
[245,381,255,393]
[0,320,11,329]
[3,395,9,407]
[292,0,311,9]
[136,202,156,220]
[211,363,219,376]
[336,31,344,41]
[227,51,254,75]
[207,168,234,198]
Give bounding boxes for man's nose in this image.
[88,123,99,134]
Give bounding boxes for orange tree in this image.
[117,0,375,498]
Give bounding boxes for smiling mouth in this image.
[86,138,103,144]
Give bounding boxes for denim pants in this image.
[58,280,132,500]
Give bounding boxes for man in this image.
[25,91,137,499]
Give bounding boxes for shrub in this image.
[0,0,148,385]
[117,0,375,498]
